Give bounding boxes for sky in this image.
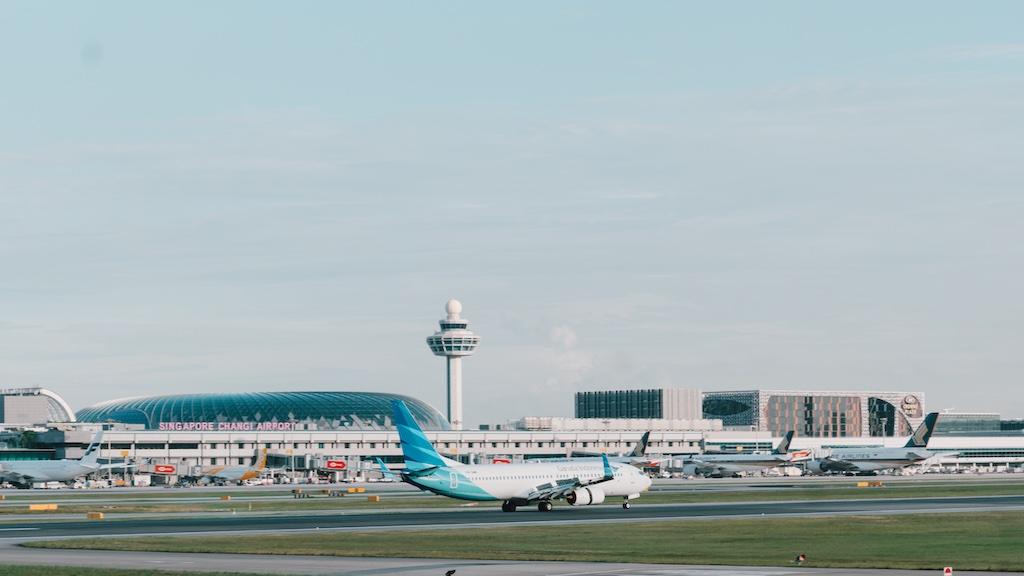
[2,2,1023,424]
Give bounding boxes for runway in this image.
[0,548,1017,576]
[0,494,1021,539]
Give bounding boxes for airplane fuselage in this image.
[0,461,99,484]
[403,461,651,502]
[807,448,935,474]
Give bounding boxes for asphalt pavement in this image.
[0,494,1020,538]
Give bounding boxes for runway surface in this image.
[0,494,1021,539]
[0,546,1016,576]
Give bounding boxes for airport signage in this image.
[154,464,176,474]
[944,568,953,575]
[158,421,297,431]
[324,460,347,470]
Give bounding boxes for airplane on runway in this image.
[682,431,805,477]
[188,448,269,485]
[805,412,942,475]
[0,431,114,488]
[386,400,652,511]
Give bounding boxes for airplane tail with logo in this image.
[773,431,795,454]
[80,430,104,467]
[629,431,651,457]
[392,400,462,469]
[905,412,939,448]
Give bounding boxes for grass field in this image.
[25,511,1024,571]
[3,480,1023,516]
[4,567,256,576]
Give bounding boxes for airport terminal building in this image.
[3,388,1024,480]
[702,389,927,438]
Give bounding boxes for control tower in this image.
[426,299,480,430]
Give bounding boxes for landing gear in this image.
[501,500,517,512]
[538,501,553,512]
[622,498,631,510]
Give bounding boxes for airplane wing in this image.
[0,470,33,484]
[685,458,721,475]
[97,463,136,470]
[518,454,616,503]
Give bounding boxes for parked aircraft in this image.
[0,431,110,488]
[682,431,803,477]
[189,448,268,485]
[387,400,651,511]
[530,431,662,467]
[805,413,941,475]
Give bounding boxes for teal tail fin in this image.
[391,400,461,468]
[375,457,396,480]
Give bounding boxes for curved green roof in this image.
[76,391,449,431]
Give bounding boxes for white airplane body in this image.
[387,400,652,511]
[684,431,804,477]
[0,431,107,487]
[805,413,941,475]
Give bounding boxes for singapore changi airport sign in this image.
[158,422,298,431]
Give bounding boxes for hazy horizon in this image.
[2,2,1023,424]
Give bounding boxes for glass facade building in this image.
[702,390,926,438]
[575,389,702,420]
[76,392,450,431]
[932,413,1002,434]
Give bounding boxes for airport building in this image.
[1,387,1023,478]
[575,388,702,420]
[702,389,927,438]
[0,388,76,425]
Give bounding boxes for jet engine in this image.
[805,460,831,474]
[681,464,703,477]
[566,486,606,506]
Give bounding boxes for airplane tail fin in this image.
[629,431,651,457]
[80,430,104,467]
[905,412,939,448]
[392,400,461,468]
[253,448,268,470]
[375,457,396,481]
[773,431,795,454]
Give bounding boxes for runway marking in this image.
[0,528,39,532]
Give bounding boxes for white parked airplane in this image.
[682,431,805,477]
[529,431,663,467]
[0,431,109,488]
[385,400,652,511]
[805,413,941,475]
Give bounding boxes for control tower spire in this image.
[426,299,479,430]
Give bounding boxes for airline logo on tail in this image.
[905,413,939,448]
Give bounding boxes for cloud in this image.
[549,325,578,349]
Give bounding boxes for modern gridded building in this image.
[702,390,926,438]
[76,392,451,431]
[575,389,702,421]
